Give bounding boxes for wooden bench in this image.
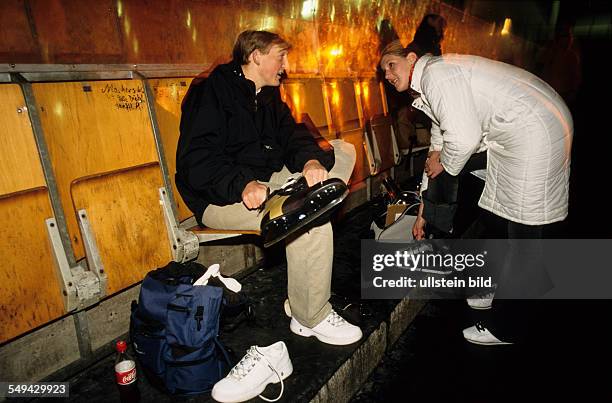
[356,76,387,120]
[0,84,64,343]
[367,114,402,196]
[324,77,363,135]
[337,126,376,211]
[186,225,260,244]
[70,163,172,294]
[149,77,195,222]
[369,114,401,171]
[282,76,333,139]
[33,80,172,294]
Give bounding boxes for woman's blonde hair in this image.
[380,39,425,66]
[380,39,409,59]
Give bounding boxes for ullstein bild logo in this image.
[363,239,612,300]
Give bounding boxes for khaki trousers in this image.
[202,139,356,327]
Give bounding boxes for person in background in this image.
[412,13,447,57]
[379,40,573,345]
[176,30,362,347]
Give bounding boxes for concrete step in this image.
[43,263,425,403]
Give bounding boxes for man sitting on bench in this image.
[176,30,362,346]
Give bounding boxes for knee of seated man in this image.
[330,139,357,172]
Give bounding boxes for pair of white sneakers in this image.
[212,304,362,402]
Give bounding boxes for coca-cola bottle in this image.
[114,340,140,402]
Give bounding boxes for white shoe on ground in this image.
[212,341,293,403]
[290,309,362,346]
[462,322,512,346]
[466,292,495,310]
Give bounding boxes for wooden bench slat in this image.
[71,163,172,294]
[0,188,65,343]
[188,225,260,236]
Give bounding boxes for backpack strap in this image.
[214,337,232,374]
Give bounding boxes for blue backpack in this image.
[130,261,231,395]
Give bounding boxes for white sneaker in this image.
[466,292,494,310]
[212,341,293,403]
[462,322,512,346]
[290,310,362,346]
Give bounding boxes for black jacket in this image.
[176,61,334,221]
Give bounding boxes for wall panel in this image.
[29,0,123,63]
[1,0,534,74]
[0,0,39,63]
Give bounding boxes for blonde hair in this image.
[380,40,409,59]
[380,39,425,67]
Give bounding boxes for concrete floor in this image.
[352,299,612,402]
[35,262,417,403]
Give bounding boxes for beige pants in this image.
[202,139,356,327]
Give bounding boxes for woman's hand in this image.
[412,202,427,240]
[425,151,444,178]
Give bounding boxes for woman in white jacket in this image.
[380,40,573,345]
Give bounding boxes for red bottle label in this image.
[115,360,136,385]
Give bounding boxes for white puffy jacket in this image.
[413,54,573,225]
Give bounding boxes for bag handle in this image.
[193,264,242,293]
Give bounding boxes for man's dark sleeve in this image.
[278,101,335,173]
[177,79,256,205]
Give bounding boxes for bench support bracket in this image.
[159,188,199,263]
[46,217,103,311]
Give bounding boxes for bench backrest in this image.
[338,127,375,186]
[150,77,195,222]
[33,80,171,294]
[369,114,401,173]
[282,77,332,139]
[324,78,362,135]
[357,78,385,120]
[0,84,64,343]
